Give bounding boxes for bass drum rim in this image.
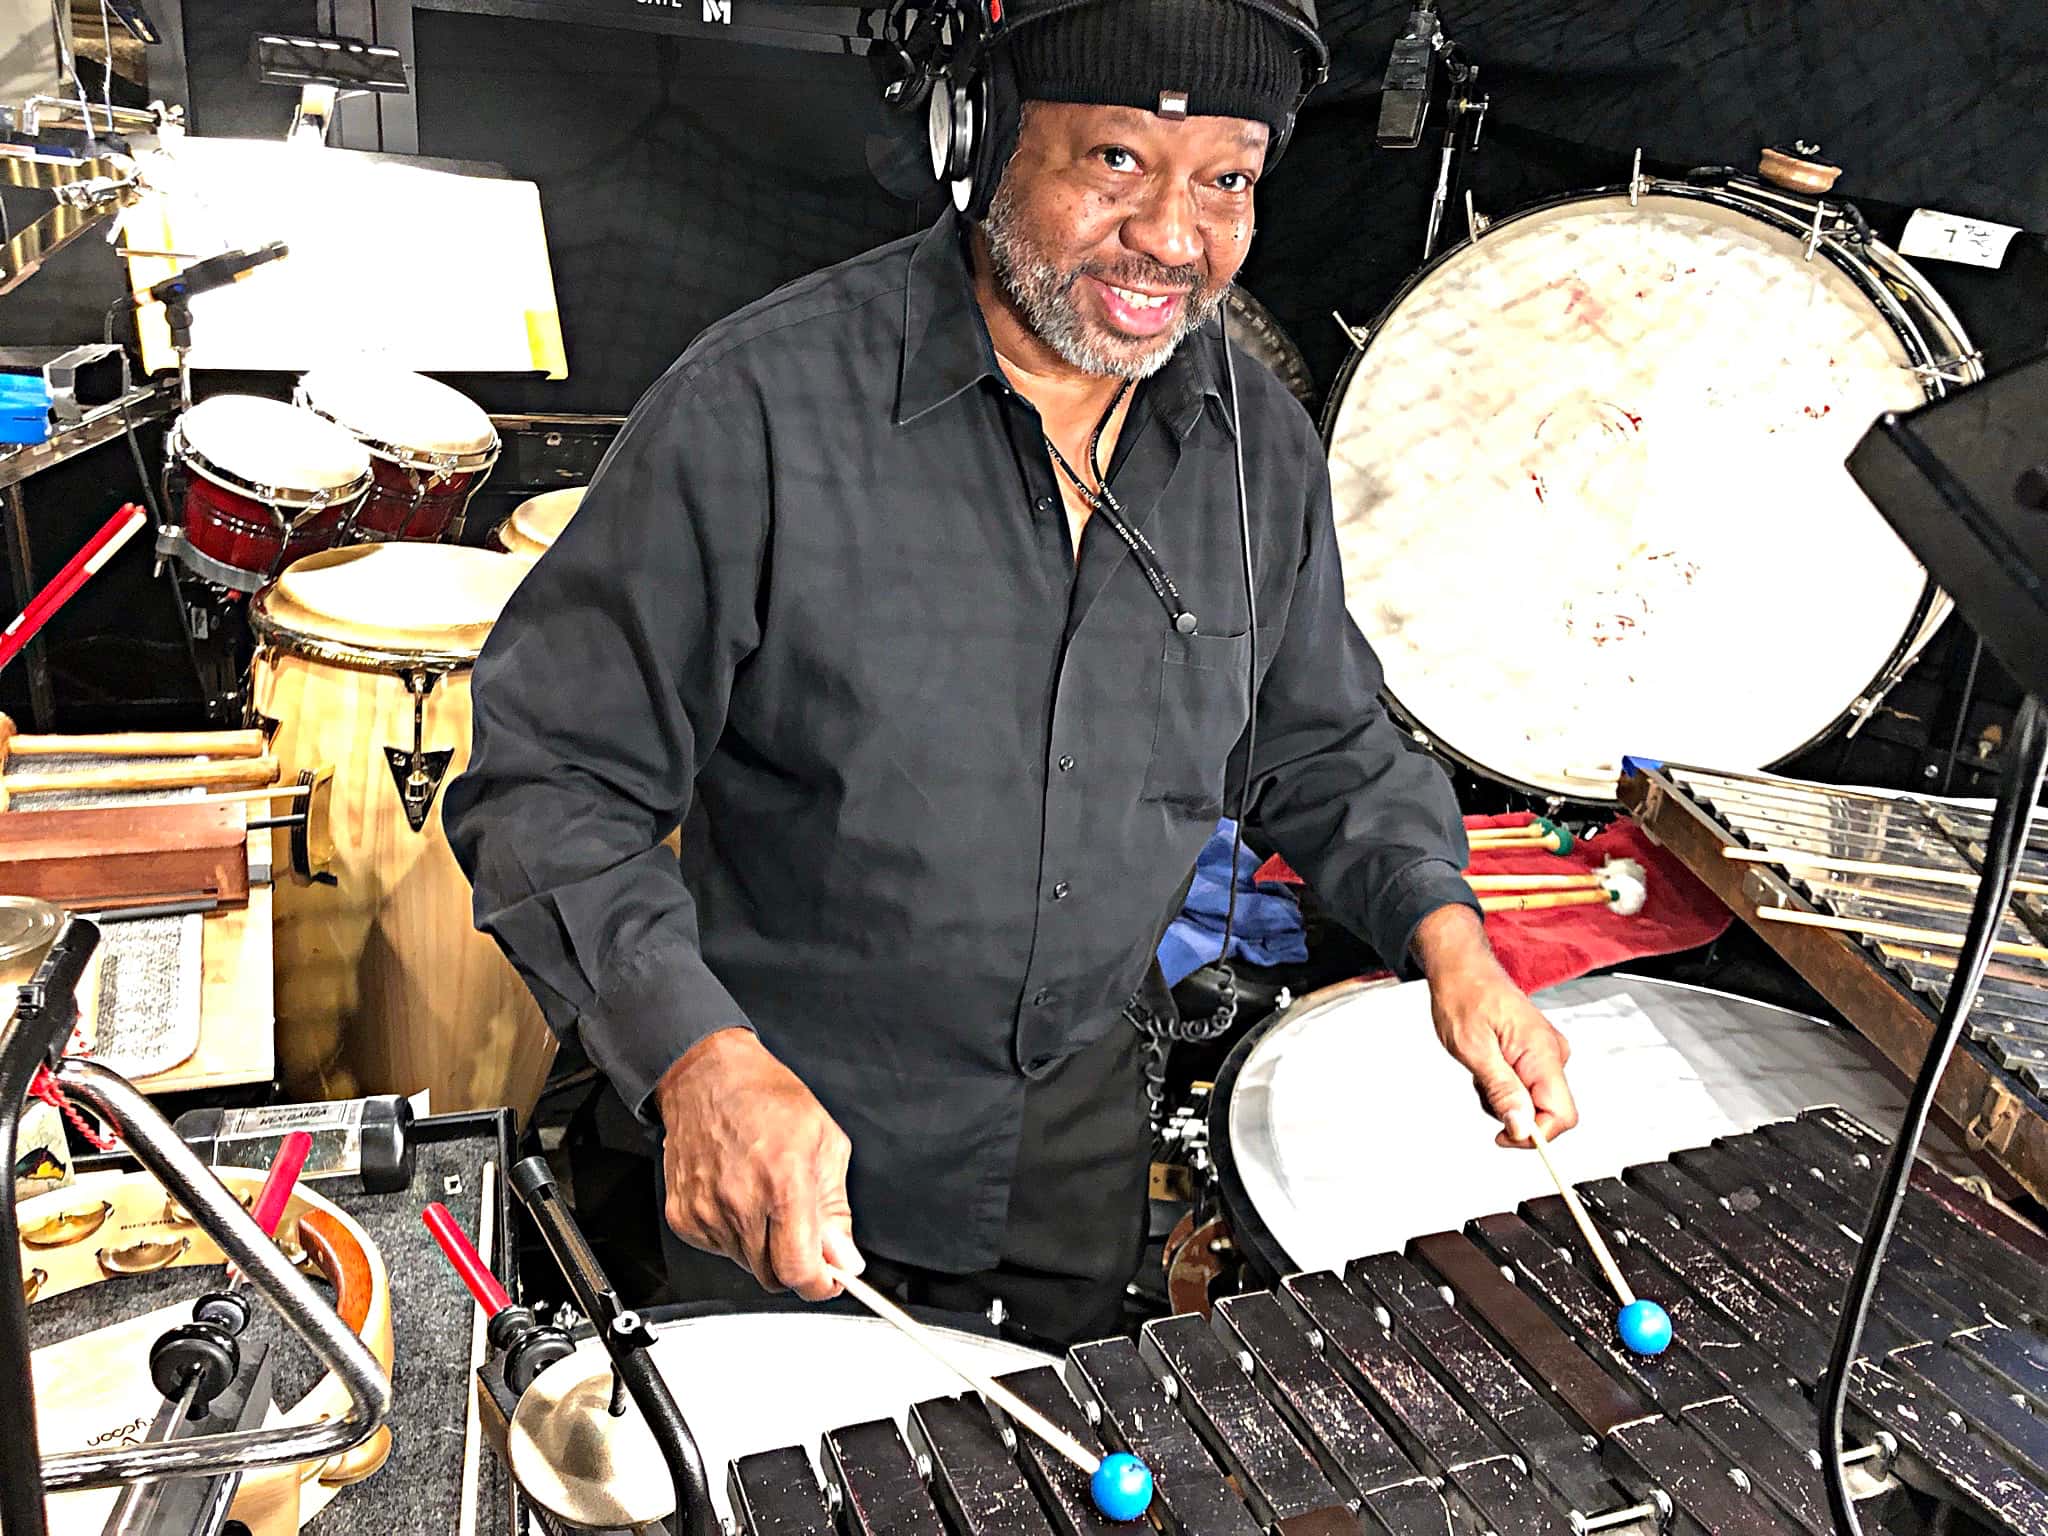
[1317,178,1977,806]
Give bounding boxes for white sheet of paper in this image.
[121,136,566,378]
[1226,973,1909,1274]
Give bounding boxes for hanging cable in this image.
[1818,692,2047,1536]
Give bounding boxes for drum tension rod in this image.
[1569,1488,1672,1536]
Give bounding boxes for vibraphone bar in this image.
[1620,762,2048,1206]
[538,1111,2048,1536]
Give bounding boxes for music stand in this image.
[1847,349,2048,699]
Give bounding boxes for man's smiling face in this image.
[981,100,1268,378]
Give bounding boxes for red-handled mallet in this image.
[423,1201,572,1393]
[425,1200,512,1313]
[224,1130,314,1286]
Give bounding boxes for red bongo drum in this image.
[295,367,499,543]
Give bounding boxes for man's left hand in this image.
[1411,904,1578,1147]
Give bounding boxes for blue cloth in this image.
[1156,820,1308,986]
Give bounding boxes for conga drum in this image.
[296,366,500,543]
[249,544,554,1118]
[492,486,584,558]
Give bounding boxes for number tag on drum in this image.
[1899,208,2022,269]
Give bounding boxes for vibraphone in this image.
[504,1112,2046,1536]
[1620,762,2048,1207]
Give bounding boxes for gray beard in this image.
[982,177,1224,380]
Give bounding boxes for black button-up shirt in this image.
[445,213,1476,1270]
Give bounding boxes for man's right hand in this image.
[654,1028,863,1302]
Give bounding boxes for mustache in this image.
[1071,259,1206,295]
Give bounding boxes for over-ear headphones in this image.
[882,0,1331,222]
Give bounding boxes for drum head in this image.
[510,1311,1054,1527]
[1325,191,1943,800]
[505,487,585,554]
[1214,972,1911,1277]
[178,396,371,497]
[253,543,528,661]
[298,365,498,459]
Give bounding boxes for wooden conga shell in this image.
[251,545,554,1119]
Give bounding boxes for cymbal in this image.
[507,1355,674,1530]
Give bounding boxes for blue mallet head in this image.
[1617,1298,1673,1356]
[1091,1453,1154,1521]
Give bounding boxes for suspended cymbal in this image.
[507,1355,674,1531]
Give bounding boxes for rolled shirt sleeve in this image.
[443,361,766,1117]
[1238,441,1480,970]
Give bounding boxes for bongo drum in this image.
[160,397,371,593]
[492,486,584,558]
[1321,179,1980,802]
[248,544,553,1118]
[296,366,500,543]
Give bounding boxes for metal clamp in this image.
[1965,1079,2024,1156]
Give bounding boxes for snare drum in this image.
[492,486,584,558]
[508,1311,1054,1530]
[1210,972,1912,1279]
[249,543,553,1118]
[296,366,500,542]
[161,396,372,593]
[1322,179,1981,803]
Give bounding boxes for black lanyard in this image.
[1042,380,1198,635]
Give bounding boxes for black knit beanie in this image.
[1002,0,1304,146]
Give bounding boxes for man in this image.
[445,0,1577,1347]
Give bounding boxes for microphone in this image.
[147,241,290,305]
[1375,4,1441,149]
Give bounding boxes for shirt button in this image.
[1035,495,1054,513]
[1052,882,1070,901]
[1032,988,1052,1007]
[1057,754,1075,772]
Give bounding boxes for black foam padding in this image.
[28,1130,512,1533]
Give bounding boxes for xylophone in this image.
[485,1110,2047,1536]
[1620,763,2048,1207]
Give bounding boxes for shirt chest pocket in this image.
[1140,630,1252,812]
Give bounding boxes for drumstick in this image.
[1722,845,2048,899]
[1752,905,2048,962]
[457,1162,497,1536]
[0,505,146,674]
[1524,1122,1674,1356]
[828,1267,1154,1518]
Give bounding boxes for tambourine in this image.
[19,1167,394,1534]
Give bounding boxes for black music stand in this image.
[1847,349,2048,700]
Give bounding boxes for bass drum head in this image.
[510,1310,1055,1528]
[1224,286,1317,410]
[1211,972,1910,1279]
[252,543,528,661]
[1323,189,1945,802]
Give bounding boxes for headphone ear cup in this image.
[958,45,1019,222]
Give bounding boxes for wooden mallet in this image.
[0,713,267,765]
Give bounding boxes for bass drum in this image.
[508,1310,1055,1530]
[1321,179,1980,803]
[1210,972,1912,1280]
[1224,285,1317,410]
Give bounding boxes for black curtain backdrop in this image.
[9,0,2044,748]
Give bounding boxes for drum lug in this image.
[386,669,453,832]
[1330,309,1371,351]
